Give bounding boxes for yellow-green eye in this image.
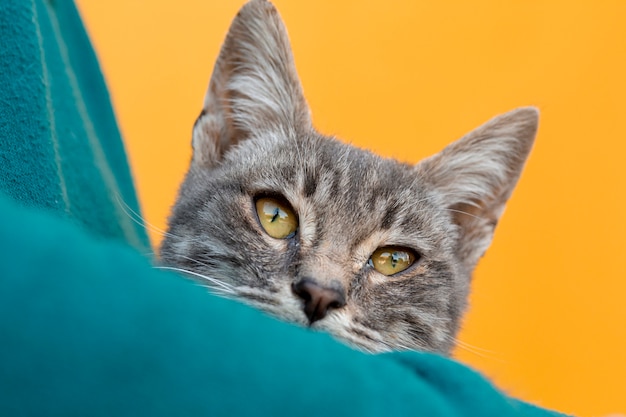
[255,197,298,239]
[369,246,417,276]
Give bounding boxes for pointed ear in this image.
[192,0,312,167]
[417,107,539,268]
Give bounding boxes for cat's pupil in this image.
[270,208,280,223]
[369,246,416,276]
[255,197,298,239]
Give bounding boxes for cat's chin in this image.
[313,317,447,354]
[229,287,385,352]
[241,295,430,353]
[313,322,394,353]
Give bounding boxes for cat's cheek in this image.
[408,263,428,277]
[365,271,389,287]
[261,237,292,254]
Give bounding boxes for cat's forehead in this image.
[221,130,449,248]
[226,130,420,198]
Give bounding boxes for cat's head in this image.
[160,0,538,354]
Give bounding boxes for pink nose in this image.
[292,279,346,324]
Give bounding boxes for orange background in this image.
[76,1,626,415]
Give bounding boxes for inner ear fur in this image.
[417,107,539,268]
[192,0,312,168]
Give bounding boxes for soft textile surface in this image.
[0,0,148,250]
[0,194,567,417]
[0,0,570,416]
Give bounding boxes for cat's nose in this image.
[292,278,346,324]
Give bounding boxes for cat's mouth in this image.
[234,284,397,353]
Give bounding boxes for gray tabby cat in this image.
[160,0,538,354]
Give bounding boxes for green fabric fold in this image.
[0,193,568,417]
[0,0,148,250]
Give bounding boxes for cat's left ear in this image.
[417,107,539,269]
[191,0,312,168]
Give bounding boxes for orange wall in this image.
[76,1,626,415]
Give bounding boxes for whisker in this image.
[195,284,236,300]
[413,194,442,205]
[114,193,179,239]
[177,254,220,270]
[413,191,478,206]
[450,337,503,361]
[154,265,237,294]
[443,208,487,222]
[141,250,160,260]
[454,338,496,354]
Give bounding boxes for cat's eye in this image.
[369,246,417,276]
[255,197,298,239]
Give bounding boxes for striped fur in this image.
[160,0,538,354]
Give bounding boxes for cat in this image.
[159,0,538,355]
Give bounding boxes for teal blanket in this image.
[0,194,564,416]
[0,1,570,416]
[0,0,147,249]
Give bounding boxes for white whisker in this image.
[444,208,487,222]
[450,337,503,361]
[114,193,179,240]
[177,254,216,270]
[154,265,237,294]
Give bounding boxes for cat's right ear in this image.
[191,0,312,167]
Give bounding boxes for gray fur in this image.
[160,0,539,354]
